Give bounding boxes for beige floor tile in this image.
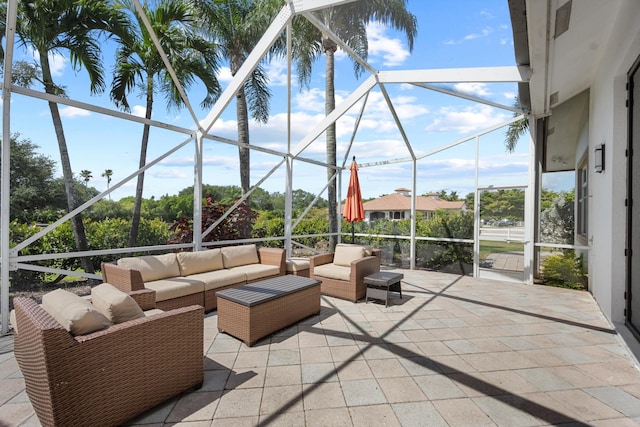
[304,407,353,427]
[349,404,401,427]
[214,388,263,419]
[0,402,37,427]
[233,350,269,368]
[432,398,497,426]
[210,416,259,426]
[302,362,338,384]
[367,358,409,378]
[377,377,426,403]
[341,379,387,406]
[167,391,221,423]
[336,359,374,381]
[225,367,265,389]
[330,345,363,362]
[302,382,346,410]
[391,401,448,427]
[260,385,304,414]
[414,374,466,400]
[258,411,305,426]
[265,364,302,387]
[301,346,333,364]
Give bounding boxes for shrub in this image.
[541,250,585,289]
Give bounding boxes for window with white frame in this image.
[577,157,588,239]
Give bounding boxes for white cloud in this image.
[149,168,188,179]
[59,106,90,118]
[480,10,495,19]
[48,53,67,77]
[503,91,517,101]
[265,58,290,87]
[454,83,492,97]
[425,104,510,134]
[294,88,325,113]
[464,27,493,41]
[217,67,233,83]
[443,27,495,45]
[131,105,146,118]
[366,22,411,67]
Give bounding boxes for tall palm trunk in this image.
[324,36,338,251]
[232,53,251,239]
[129,75,154,247]
[40,54,94,274]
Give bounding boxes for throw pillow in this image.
[42,289,111,336]
[91,283,145,324]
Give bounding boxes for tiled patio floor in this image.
[2,269,640,426]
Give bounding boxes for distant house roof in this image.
[363,190,465,212]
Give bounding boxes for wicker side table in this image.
[364,272,404,307]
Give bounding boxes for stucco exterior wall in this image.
[589,0,640,322]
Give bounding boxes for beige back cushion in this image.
[176,249,223,276]
[42,289,111,336]
[336,243,373,256]
[118,253,180,282]
[333,244,366,267]
[221,244,259,268]
[91,283,144,324]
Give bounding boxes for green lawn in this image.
[479,240,524,260]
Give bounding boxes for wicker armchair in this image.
[310,245,381,302]
[12,296,204,427]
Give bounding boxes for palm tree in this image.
[0,0,130,275]
[504,96,529,153]
[194,0,279,199]
[79,170,93,187]
[291,0,417,250]
[110,0,221,247]
[102,168,113,199]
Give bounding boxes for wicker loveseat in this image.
[12,290,204,427]
[310,244,381,302]
[102,244,286,311]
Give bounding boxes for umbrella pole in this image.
[352,221,355,243]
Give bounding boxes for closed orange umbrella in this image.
[343,156,364,243]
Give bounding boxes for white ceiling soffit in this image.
[525,0,622,116]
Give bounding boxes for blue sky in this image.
[5,0,566,202]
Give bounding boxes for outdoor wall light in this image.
[595,143,605,173]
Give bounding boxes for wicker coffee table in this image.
[216,275,321,346]
[365,271,404,307]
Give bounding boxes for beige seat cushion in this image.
[221,244,259,268]
[144,277,205,302]
[313,263,351,281]
[286,257,310,272]
[9,309,17,334]
[333,244,366,267]
[42,289,111,336]
[229,264,281,281]
[91,283,145,324]
[118,253,180,282]
[143,308,165,317]
[177,249,224,276]
[187,269,247,291]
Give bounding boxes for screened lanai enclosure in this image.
[2,0,573,335]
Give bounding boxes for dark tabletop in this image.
[216,275,321,307]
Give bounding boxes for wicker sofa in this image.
[12,289,204,427]
[310,244,381,302]
[102,244,286,312]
